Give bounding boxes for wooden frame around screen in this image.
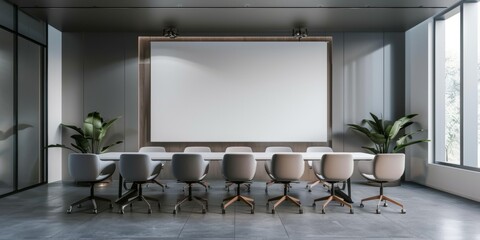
[138,36,333,150]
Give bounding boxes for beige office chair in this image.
[67,153,116,214]
[305,146,333,192]
[267,153,304,214]
[264,146,293,193]
[183,146,211,191]
[224,146,253,192]
[172,153,209,214]
[221,153,256,214]
[312,154,354,214]
[118,154,162,214]
[138,146,168,191]
[359,153,406,214]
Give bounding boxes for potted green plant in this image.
[48,111,123,154]
[348,113,429,186]
[348,113,429,154]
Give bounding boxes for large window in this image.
[435,3,479,168]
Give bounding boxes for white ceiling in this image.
[9,0,460,32]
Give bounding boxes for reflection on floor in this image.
[0,180,479,239]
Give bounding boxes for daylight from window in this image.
[443,12,461,165]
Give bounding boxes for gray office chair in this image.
[305,146,333,192]
[172,153,209,214]
[264,146,293,193]
[184,146,211,191]
[267,153,304,214]
[118,154,162,214]
[221,153,256,214]
[138,146,168,190]
[359,153,406,214]
[312,154,354,214]
[67,153,116,214]
[224,146,253,192]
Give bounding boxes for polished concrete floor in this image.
[0,180,479,240]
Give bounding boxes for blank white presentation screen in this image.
[150,41,328,142]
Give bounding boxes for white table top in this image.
[98,152,374,161]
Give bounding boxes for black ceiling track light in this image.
[292,27,308,39]
[163,27,178,38]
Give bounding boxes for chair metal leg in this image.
[267,183,303,214]
[174,183,208,214]
[314,182,353,214]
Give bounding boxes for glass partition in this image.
[17,37,44,189]
[0,29,15,195]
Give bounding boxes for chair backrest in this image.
[225,146,253,153]
[373,153,405,181]
[306,146,333,167]
[139,146,166,152]
[172,153,207,182]
[271,154,304,181]
[320,154,354,181]
[265,146,293,153]
[222,154,256,181]
[184,146,212,153]
[306,146,333,153]
[68,153,101,182]
[120,154,153,182]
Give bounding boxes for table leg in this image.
[347,178,353,203]
[118,174,123,198]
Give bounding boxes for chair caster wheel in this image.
[321,209,326,214]
[308,189,312,192]
[350,209,354,214]
[119,209,124,214]
[93,209,98,214]
[359,203,364,208]
[202,209,206,214]
[173,210,177,214]
[383,202,388,207]
[376,209,381,214]
[251,209,255,214]
[222,209,226,214]
[299,209,303,214]
[147,209,152,214]
[401,209,406,214]
[312,202,316,207]
[271,209,276,214]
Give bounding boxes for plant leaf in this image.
[61,124,84,136]
[46,144,79,153]
[393,139,430,152]
[361,146,379,154]
[100,140,123,153]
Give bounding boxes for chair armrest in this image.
[98,160,116,176]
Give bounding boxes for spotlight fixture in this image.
[292,28,308,39]
[163,27,178,38]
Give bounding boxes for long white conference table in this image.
[99,152,374,202]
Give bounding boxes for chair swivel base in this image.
[313,195,353,214]
[118,185,160,214]
[174,183,208,214]
[119,195,160,214]
[360,194,406,214]
[67,184,113,214]
[267,183,303,214]
[222,183,255,214]
[67,195,112,214]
